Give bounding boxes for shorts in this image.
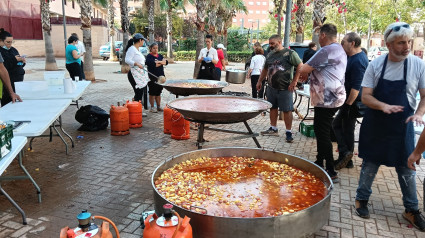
[266,86,293,112]
[148,81,163,96]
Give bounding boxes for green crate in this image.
[0,124,13,159]
[300,122,315,138]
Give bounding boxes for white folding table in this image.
[0,136,40,225]
[19,80,91,108]
[0,99,73,154]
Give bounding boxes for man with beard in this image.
[298,24,347,183]
[256,34,303,142]
[353,22,425,231]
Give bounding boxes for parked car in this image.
[118,41,149,64]
[244,42,309,70]
[368,46,388,61]
[99,41,123,60]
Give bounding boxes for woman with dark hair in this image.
[65,35,83,81]
[247,47,266,98]
[0,28,25,105]
[146,43,167,112]
[125,33,149,102]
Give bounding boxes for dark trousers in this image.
[80,61,86,80]
[215,68,222,80]
[66,62,83,81]
[314,107,338,176]
[250,75,265,98]
[1,73,23,106]
[128,71,148,109]
[332,106,358,158]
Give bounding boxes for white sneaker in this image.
[149,108,158,113]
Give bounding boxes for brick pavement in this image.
[0,58,425,237]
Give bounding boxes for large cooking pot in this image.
[152,147,333,238]
[161,79,228,96]
[225,69,247,84]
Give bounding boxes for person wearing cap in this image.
[197,34,219,81]
[125,33,149,103]
[215,43,226,79]
[353,22,425,231]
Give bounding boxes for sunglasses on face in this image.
[385,24,410,39]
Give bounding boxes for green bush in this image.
[168,50,251,62]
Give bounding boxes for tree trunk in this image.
[312,0,326,49]
[40,0,57,71]
[166,3,173,59]
[193,0,206,78]
[108,0,118,61]
[80,0,95,80]
[295,0,305,43]
[277,0,284,37]
[148,0,155,43]
[120,0,130,73]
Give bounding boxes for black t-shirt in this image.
[0,46,25,76]
[345,51,368,101]
[303,48,316,64]
[146,53,168,82]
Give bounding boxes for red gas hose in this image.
[171,211,181,238]
[93,216,120,238]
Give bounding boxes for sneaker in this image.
[157,107,163,112]
[327,170,339,184]
[285,131,294,142]
[150,108,158,113]
[354,200,370,219]
[403,210,425,231]
[261,127,278,136]
[346,160,354,168]
[335,152,353,170]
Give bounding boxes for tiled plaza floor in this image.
[0,58,425,237]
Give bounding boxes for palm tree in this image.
[148,0,155,43]
[312,0,326,48]
[40,0,58,71]
[160,0,187,60]
[120,0,130,73]
[193,0,207,78]
[295,0,305,43]
[273,0,285,37]
[108,0,118,61]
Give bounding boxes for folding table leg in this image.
[196,123,205,149]
[58,116,75,148]
[0,186,27,225]
[243,121,261,148]
[52,123,69,155]
[18,152,41,203]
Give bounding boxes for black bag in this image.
[75,105,109,131]
[197,61,219,81]
[355,88,368,118]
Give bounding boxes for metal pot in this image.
[152,147,333,238]
[225,69,247,84]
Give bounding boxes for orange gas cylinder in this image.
[126,100,143,128]
[163,105,173,134]
[171,110,190,140]
[110,103,130,136]
[143,204,192,238]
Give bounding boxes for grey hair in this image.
[345,32,361,48]
[384,22,413,43]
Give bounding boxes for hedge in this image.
[161,51,252,62]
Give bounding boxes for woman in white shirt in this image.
[247,47,266,98]
[125,33,149,102]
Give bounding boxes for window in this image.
[249,10,253,14]
[262,19,267,22]
[233,19,237,22]
[248,2,254,5]
[256,2,261,5]
[248,19,253,22]
[262,10,267,14]
[263,2,267,5]
[256,10,260,14]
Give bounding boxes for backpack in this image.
[75,105,110,131]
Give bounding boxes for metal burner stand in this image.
[186,119,261,149]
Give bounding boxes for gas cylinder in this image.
[110,103,130,136]
[143,204,192,238]
[126,100,143,128]
[163,105,173,134]
[171,111,190,140]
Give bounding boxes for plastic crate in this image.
[300,122,315,137]
[0,124,13,159]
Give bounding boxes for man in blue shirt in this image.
[333,32,368,170]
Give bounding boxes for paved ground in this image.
[1,57,425,237]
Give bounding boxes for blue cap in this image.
[133,33,147,42]
[77,210,91,220]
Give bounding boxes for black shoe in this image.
[403,210,425,231]
[326,170,339,183]
[354,200,370,219]
[285,131,294,142]
[335,152,353,170]
[346,160,354,168]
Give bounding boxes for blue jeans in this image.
[356,159,418,211]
